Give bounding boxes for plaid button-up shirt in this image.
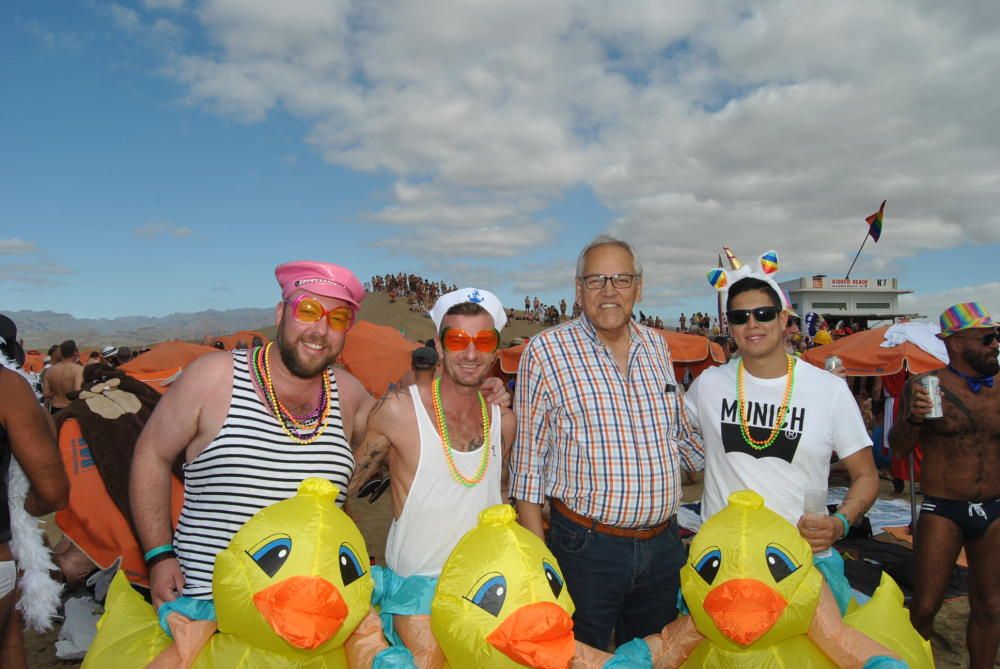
[509,316,704,528]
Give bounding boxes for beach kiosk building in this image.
[778,275,915,327]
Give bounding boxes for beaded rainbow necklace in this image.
[736,354,797,450]
[250,343,332,445]
[431,377,491,487]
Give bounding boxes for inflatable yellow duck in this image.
[84,478,407,668]
[656,490,933,669]
[431,504,617,669]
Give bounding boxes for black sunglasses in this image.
[357,477,390,503]
[726,306,781,326]
[952,330,999,346]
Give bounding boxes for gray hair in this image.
[575,234,643,278]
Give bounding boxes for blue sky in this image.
[3,2,999,323]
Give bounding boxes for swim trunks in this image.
[920,494,1000,540]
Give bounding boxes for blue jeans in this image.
[547,504,686,650]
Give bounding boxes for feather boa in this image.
[1,352,63,632]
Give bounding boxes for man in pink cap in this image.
[131,260,377,620]
[890,301,999,667]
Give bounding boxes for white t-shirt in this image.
[686,358,871,525]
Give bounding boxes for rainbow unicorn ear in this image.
[707,268,729,291]
[759,250,779,276]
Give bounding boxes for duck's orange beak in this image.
[252,575,348,650]
[703,578,787,646]
[485,601,575,669]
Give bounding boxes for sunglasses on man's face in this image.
[440,327,500,353]
[952,330,999,346]
[285,296,355,332]
[726,306,781,326]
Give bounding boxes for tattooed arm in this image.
[346,387,416,496]
[348,433,391,496]
[347,393,392,496]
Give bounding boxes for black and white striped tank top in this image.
[174,349,353,599]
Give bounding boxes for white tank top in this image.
[384,385,503,578]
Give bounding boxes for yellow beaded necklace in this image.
[431,377,491,487]
[259,343,332,445]
[736,354,796,450]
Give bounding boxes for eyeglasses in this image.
[440,327,500,353]
[578,273,637,290]
[726,306,781,326]
[950,330,999,346]
[284,296,355,332]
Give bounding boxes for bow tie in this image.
[947,365,994,393]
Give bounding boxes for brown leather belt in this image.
[550,498,672,540]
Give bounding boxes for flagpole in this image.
[716,254,726,335]
[845,232,870,280]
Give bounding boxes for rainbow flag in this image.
[865,200,886,242]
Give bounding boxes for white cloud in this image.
[116,1,1000,305]
[108,4,141,34]
[144,0,185,10]
[133,221,193,239]
[21,19,87,52]
[151,18,181,39]
[0,239,39,255]
[0,261,75,286]
[373,221,555,259]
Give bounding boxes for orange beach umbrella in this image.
[120,341,219,392]
[802,325,945,376]
[338,320,421,396]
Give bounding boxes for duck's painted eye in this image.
[248,535,292,577]
[765,545,799,583]
[694,548,722,585]
[466,573,507,617]
[542,561,564,599]
[338,543,365,586]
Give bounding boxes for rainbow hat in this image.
[938,302,999,337]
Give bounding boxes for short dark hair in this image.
[47,344,59,356]
[60,339,78,358]
[439,302,489,333]
[726,277,781,311]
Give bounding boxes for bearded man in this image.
[890,302,1000,668]
[131,261,373,612]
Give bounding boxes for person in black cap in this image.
[0,316,25,368]
[411,346,438,385]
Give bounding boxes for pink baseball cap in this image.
[274,261,365,309]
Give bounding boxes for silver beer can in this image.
[919,374,943,420]
[824,355,843,372]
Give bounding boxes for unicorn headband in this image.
[707,247,794,313]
